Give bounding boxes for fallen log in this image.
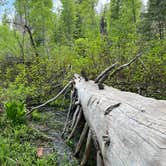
[73,74,166,166]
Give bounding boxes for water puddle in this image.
[30,107,78,165]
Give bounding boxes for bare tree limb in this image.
[7,21,38,56]
[109,53,142,78]
[97,53,143,89]
[26,81,73,116]
[62,89,77,137]
[70,105,80,130]
[67,107,83,141]
[24,24,38,56]
[74,122,89,157]
[95,62,118,83]
[80,129,92,166]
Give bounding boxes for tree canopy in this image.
[0,0,165,104]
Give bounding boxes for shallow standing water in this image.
[30,107,78,166]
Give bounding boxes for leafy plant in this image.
[5,101,26,124]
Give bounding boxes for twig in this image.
[26,81,73,116]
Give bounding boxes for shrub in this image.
[5,101,26,124]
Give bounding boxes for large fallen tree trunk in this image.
[26,54,166,165]
[72,74,166,166]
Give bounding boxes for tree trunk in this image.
[74,74,166,166]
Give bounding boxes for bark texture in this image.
[74,74,166,166]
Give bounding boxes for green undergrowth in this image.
[0,113,58,166]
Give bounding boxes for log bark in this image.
[74,74,166,166]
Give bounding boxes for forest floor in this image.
[0,106,78,166]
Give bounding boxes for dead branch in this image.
[109,53,142,78]
[24,25,38,56]
[97,53,142,89]
[70,105,80,130]
[62,89,77,137]
[138,57,147,70]
[8,21,38,56]
[95,62,118,83]
[80,129,92,166]
[74,122,89,157]
[67,107,83,141]
[26,81,73,116]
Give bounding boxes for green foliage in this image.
[0,25,19,57]
[0,1,166,165]
[0,0,165,107]
[5,101,26,124]
[140,0,166,40]
[0,116,58,166]
[31,111,50,122]
[60,0,76,43]
[75,0,99,38]
[66,139,75,149]
[75,38,89,56]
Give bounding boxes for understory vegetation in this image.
[0,0,165,165]
[0,112,58,165]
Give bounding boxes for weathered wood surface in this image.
[74,74,166,166]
